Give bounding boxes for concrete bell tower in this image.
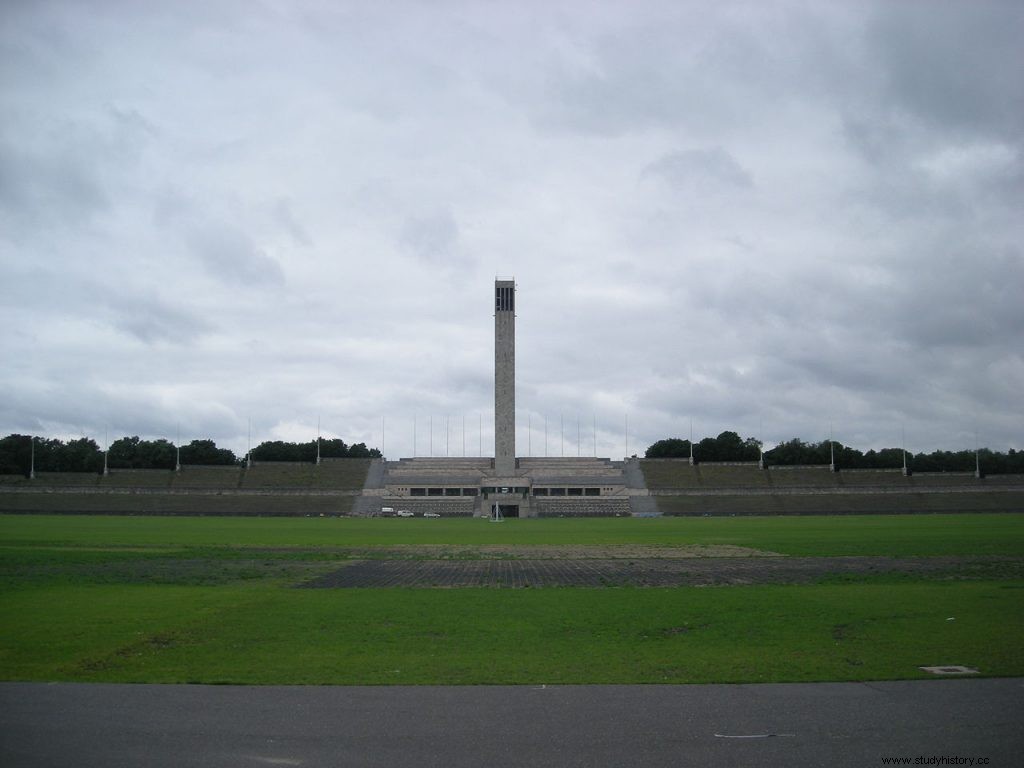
[494,279,516,476]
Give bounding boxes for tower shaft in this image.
[494,280,516,475]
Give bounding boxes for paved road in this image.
[2,679,1021,767]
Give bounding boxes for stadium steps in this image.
[313,458,373,490]
[5,472,101,487]
[361,458,385,489]
[100,470,173,488]
[383,457,489,485]
[629,495,661,517]
[534,497,631,517]
[172,465,243,489]
[241,462,315,489]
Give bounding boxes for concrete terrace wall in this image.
[656,491,1024,516]
[0,491,359,516]
[640,459,1024,516]
[0,459,373,516]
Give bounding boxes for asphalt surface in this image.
[2,679,1022,767]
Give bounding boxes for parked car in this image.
[396,510,414,517]
[423,512,441,518]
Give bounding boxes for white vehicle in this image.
[396,510,414,517]
[423,512,441,518]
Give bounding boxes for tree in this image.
[0,434,32,475]
[54,438,103,472]
[136,439,176,469]
[107,436,141,469]
[180,439,237,466]
[319,438,350,459]
[645,438,692,458]
[250,438,381,461]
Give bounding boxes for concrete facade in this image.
[494,279,516,477]
[375,456,633,518]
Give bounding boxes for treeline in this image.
[0,434,380,475]
[645,432,1024,474]
[0,434,238,474]
[249,439,380,461]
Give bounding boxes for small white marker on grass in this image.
[919,665,978,675]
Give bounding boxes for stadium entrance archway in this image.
[498,504,519,518]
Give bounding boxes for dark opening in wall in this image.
[585,488,600,496]
[495,284,515,312]
[550,487,566,496]
[427,487,443,496]
[533,487,549,496]
[568,487,583,496]
[444,488,461,496]
[410,488,426,496]
[462,488,478,496]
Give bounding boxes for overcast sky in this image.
[1,0,1022,461]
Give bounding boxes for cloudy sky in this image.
[1,0,1022,460]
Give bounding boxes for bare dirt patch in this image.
[266,544,781,560]
[301,555,1021,588]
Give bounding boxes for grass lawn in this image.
[1,513,1022,685]
[2,582,1020,685]
[2,513,1023,556]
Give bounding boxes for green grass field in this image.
[4,513,1024,555]
[2,514,1022,685]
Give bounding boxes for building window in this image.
[568,487,583,496]
[550,487,566,496]
[462,488,478,496]
[495,284,514,312]
[585,488,600,496]
[445,488,461,496]
[410,488,426,496]
[533,487,548,496]
[428,487,443,496]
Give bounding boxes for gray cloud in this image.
[399,209,465,269]
[0,136,109,225]
[274,198,312,247]
[186,223,285,287]
[865,0,1024,140]
[104,294,211,345]
[642,148,753,194]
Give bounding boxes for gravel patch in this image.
[300,556,1019,588]
[261,544,779,559]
